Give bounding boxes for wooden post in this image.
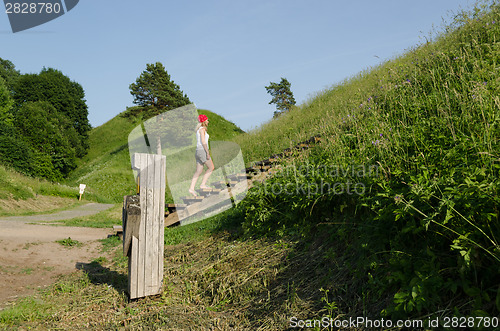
[123,152,166,299]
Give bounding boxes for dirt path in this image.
[0,203,115,309]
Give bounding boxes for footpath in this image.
[0,202,114,309]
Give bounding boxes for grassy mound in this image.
[65,107,244,203]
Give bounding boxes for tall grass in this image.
[236,0,500,319]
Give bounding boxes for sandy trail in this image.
[0,203,115,309]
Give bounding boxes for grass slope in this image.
[65,107,244,203]
[0,163,107,216]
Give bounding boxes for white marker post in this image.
[79,184,86,201]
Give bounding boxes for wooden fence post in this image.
[123,152,166,299]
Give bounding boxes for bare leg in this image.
[200,159,214,188]
[189,163,204,196]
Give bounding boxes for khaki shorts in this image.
[195,148,208,165]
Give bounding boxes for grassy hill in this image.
[232,1,500,322]
[1,2,499,329]
[64,107,244,203]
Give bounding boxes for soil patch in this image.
[0,203,115,309]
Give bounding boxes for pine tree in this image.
[265,77,296,118]
[129,62,190,113]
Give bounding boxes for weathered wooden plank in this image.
[130,236,139,299]
[131,153,145,170]
[137,153,148,298]
[165,212,179,227]
[126,153,166,299]
[180,187,232,221]
[123,195,140,257]
[148,154,159,296]
[158,155,166,291]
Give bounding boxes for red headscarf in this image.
[198,114,208,123]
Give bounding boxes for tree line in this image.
[0,56,296,182]
[0,57,90,181]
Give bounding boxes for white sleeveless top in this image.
[196,127,209,149]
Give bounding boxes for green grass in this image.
[0,163,109,205]
[55,237,82,248]
[0,297,51,325]
[164,206,243,245]
[64,107,244,203]
[53,203,122,228]
[234,0,500,320]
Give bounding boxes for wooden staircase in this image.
[114,134,321,235]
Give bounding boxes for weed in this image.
[99,235,122,252]
[55,237,82,248]
[20,268,33,275]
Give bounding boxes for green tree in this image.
[0,123,34,177]
[13,68,90,157]
[265,77,296,118]
[0,77,14,127]
[129,62,190,114]
[0,57,20,91]
[14,101,77,179]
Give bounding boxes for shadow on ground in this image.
[76,261,128,295]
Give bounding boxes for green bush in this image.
[0,124,34,176]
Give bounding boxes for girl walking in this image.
[189,114,214,196]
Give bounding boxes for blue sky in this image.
[1,0,474,132]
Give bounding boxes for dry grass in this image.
[1,229,374,330]
[0,196,80,216]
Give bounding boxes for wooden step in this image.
[211,181,227,189]
[196,187,222,196]
[304,135,322,144]
[295,143,310,150]
[236,173,252,180]
[226,174,238,181]
[182,196,205,205]
[253,159,271,166]
[165,213,180,227]
[245,166,259,174]
[166,203,187,212]
[113,225,123,239]
[226,173,249,181]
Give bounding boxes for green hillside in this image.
[233,2,500,321]
[0,163,86,215]
[65,107,244,203]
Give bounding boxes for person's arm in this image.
[200,128,211,159]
